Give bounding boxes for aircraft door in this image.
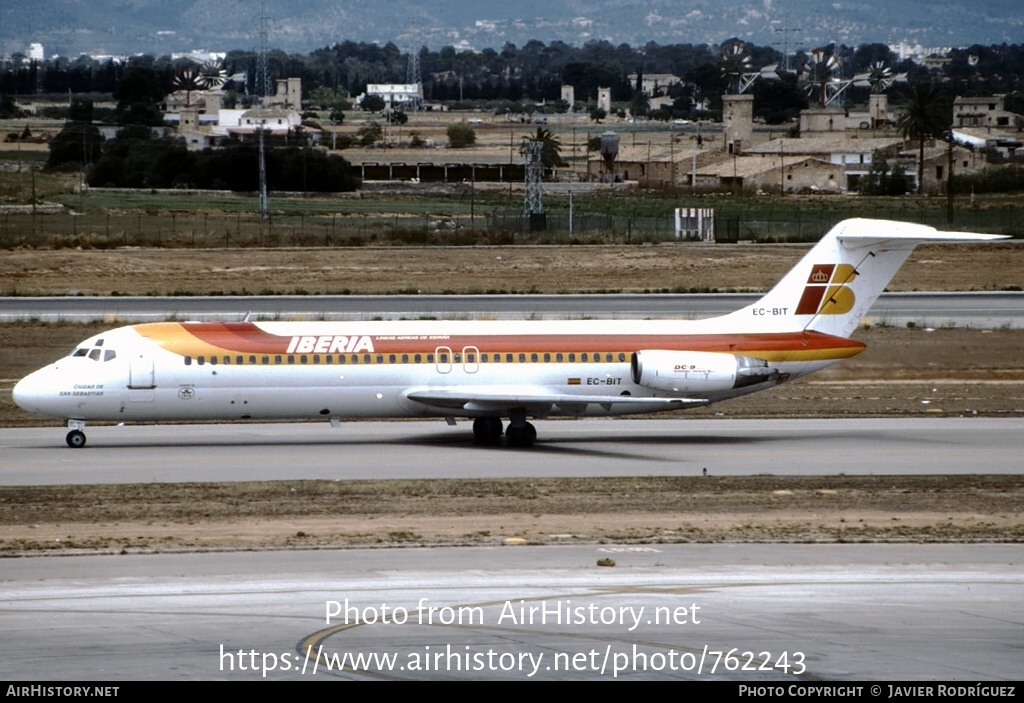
[435,346,452,374]
[128,351,155,389]
[462,346,479,374]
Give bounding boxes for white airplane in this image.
[13,218,1004,448]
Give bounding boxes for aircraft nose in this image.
[13,370,53,415]
[12,374,40,413]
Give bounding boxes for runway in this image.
[1,417,1021,485]
[1,543,1020,680]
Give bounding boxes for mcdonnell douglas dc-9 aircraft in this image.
[13,219,1004,448]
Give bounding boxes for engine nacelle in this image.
[630,350,777,393]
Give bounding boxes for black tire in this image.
[66,430,86,448]
[506,422,536,448]
[472,417,503,444]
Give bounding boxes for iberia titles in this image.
[285,335,375,354]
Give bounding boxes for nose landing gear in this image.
[65,420,87,448]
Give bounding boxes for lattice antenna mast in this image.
[522,141,544,215]
[773,16,802,73]
[258,125,269,220]
[255,3,272,103]
[406,50,420,86]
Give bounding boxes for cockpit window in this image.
[75,343,117,362]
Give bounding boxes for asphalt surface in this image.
[2,543,1020,680]
[2,417,1021,485]
[2,292,1022,327]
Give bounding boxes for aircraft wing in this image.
[405,387,707,413]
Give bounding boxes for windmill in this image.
[853,61,905,94]
[172,68,204,108]
[721,39,781,95]
[721,40,754,95]
[199,60,228,90]
[800,47,844,107]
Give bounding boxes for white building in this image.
[365,84,423,110]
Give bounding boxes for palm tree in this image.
[896,83,949,194]
[522,127,565,168]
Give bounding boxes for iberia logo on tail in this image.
[795,263,858,316]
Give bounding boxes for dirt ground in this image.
[2,241,1022,296]
[1,242,1021,555]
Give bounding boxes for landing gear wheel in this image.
[472,417,503,444]
[66,429,87,448]
[505,422,537,448]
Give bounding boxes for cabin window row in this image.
[183,351,631,366]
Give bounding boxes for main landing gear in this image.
[66,420,87,448]
[472,417,503,445]
[471,416,537,447]
[505,421,537,448]
[505,408,537,448]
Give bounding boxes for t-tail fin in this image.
[719,218,1006,338]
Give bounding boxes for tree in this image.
[860,150,909,195]
[114,67,166,126]
[896,83,950,194]
[629,90,650,118]
[522,126,564,167]
[357,121,382,146]
[589,106,607,122]
[360,94,386,113]
[447,123,476,148]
